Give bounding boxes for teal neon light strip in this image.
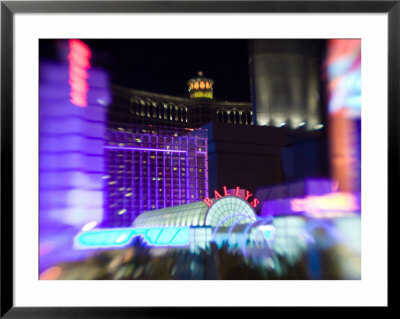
[145,228,163,244]
[74,226,190,249]
[75,229,139,249]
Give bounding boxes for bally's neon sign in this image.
[203,186,260,208]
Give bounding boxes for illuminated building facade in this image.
[108,72,253,130]
[104,73,252,227]
[39,39,112,229]
[249,39,325,130]
[102,72,257,227]
[102,125,208,227]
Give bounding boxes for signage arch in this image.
[205,196,257,228]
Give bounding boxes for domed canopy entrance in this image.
[132,195,257,229]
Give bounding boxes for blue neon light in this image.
[156,228,177,245]
[143,227,190,246]
[75,229,138,249]
[74,226,190,249]
[145,228,163,244]
[170,228,190,245]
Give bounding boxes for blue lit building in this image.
[102,125,209,227]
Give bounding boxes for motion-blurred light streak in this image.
[325,39,361,194]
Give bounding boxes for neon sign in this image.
[203,186,260,208]
[68,39,91,107]
[74,226,190,249]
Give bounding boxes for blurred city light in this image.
[39,39,362,280]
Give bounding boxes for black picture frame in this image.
[1,1,394,317]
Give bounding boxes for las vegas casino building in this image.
[102,71,258,227]
[102,125,209,227]
[108,71,254,130]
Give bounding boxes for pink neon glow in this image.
[325,39,361,65]
[290,192,359,214]
[68,39,91,107]
[39,266,62,280]
[39,241,56,257]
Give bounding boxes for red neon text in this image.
[68,39,91,107]
[214,190,222,200]
[244,190,253,201]
[223,186,230,196]
[203,197,213,207]
[203,186,260,208]
[250,198,260,208]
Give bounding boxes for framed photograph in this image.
[1,0,394,317]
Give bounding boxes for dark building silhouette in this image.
[249,39,330,182]
[204,122,287,196]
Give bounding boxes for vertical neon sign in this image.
[325,39,361,193]
[68,39,91,107]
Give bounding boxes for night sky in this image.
[40,39,252,102]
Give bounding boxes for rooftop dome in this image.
[187,71,214,99]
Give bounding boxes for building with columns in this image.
[108,71,254,130]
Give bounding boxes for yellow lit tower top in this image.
[187,71,214,99]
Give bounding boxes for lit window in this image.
[200,81,205,89]
[194,82,199,89]
[118,209,126,215]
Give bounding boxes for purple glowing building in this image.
[39,40,111,230]
[102,125,208,227]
